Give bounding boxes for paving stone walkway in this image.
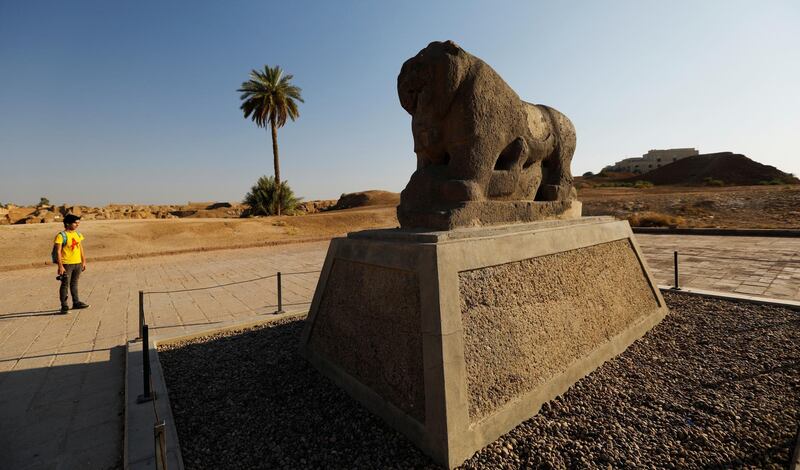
[638,234,800,299]
[0,234,797,468]
[0,242,327,470]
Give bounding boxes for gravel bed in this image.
[158,292,800,469]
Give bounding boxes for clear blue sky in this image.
[1,1,798,206]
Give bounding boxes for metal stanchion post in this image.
[154,420,167,470]
[672,251,680,290]
[138,290,144,340]
[276,272,285,314]
[137,325,155,403]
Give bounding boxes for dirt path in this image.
[0,206,398,271]
[4,185,799,272]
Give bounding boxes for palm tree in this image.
[238,65,303,215]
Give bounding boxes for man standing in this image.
[55,214,89,314]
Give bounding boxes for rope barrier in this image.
[670,249,800,290]
[282,269,324,276]
[135,267,324,469]
[668,252,800,265]
[137,269,323,336]
[142,274,276,294]
[141,269,321,295]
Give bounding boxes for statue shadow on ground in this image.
[0,345,126,469]
[158,297,800,469]
[158,319,441,469]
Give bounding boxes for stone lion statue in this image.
[396,40,577,229]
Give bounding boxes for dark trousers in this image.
[59,263,82,308]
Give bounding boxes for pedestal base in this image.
[299,217,667,468]
[397,199,582,231]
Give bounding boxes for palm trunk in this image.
[270,119,281,216]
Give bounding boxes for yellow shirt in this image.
[55,231,85,264]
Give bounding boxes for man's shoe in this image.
[72,302,90,310]
[59,306,69,314]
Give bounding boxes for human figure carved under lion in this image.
[396,40,577,230]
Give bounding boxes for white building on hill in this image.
[603,148,700,173]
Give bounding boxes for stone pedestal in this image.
[299,217,668,468]
[397,199,583,231]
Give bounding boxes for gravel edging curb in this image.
[125,339,184,470]
[633,227,800,237]
[124,310,308,470]
[153,311,309,346]
[657,285,800,311]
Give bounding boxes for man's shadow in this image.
[0,309,62,320]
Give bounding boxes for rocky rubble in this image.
[582,185,800,228]
[0,198,348,225]
[294,199,337,215]
[158,292,799,469]
[1,201,342,225]
[0,203,183,224]
[0,207,7,225]
[332,190,400,210]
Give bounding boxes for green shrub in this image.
[582,171,595,177]
[703,177,724,187]
[243,176,301,216]
[39,197,50,206]
[633,180,654,189]
[597,182,634,188]
[626,211,685,228]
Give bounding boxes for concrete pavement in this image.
[0,241,327,469]
[638,234,800,300]
[0,234,798,468]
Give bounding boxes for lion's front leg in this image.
[436,141,496,203]
[440,179,484,202]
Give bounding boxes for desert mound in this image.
[628,153,799,186]
[0,205,400,271]
[332,190,400,210]
[575,171,636,188]
[0,199,342,225]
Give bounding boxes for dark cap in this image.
[63,214,81,225]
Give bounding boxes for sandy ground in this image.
[1,205,398,271]
[4,184,798,271]
[579,185,800,229]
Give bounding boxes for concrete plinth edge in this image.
[658,286,800,311]
[124,339,184,470]
[124,310,308,470]
[397,199,581,231]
